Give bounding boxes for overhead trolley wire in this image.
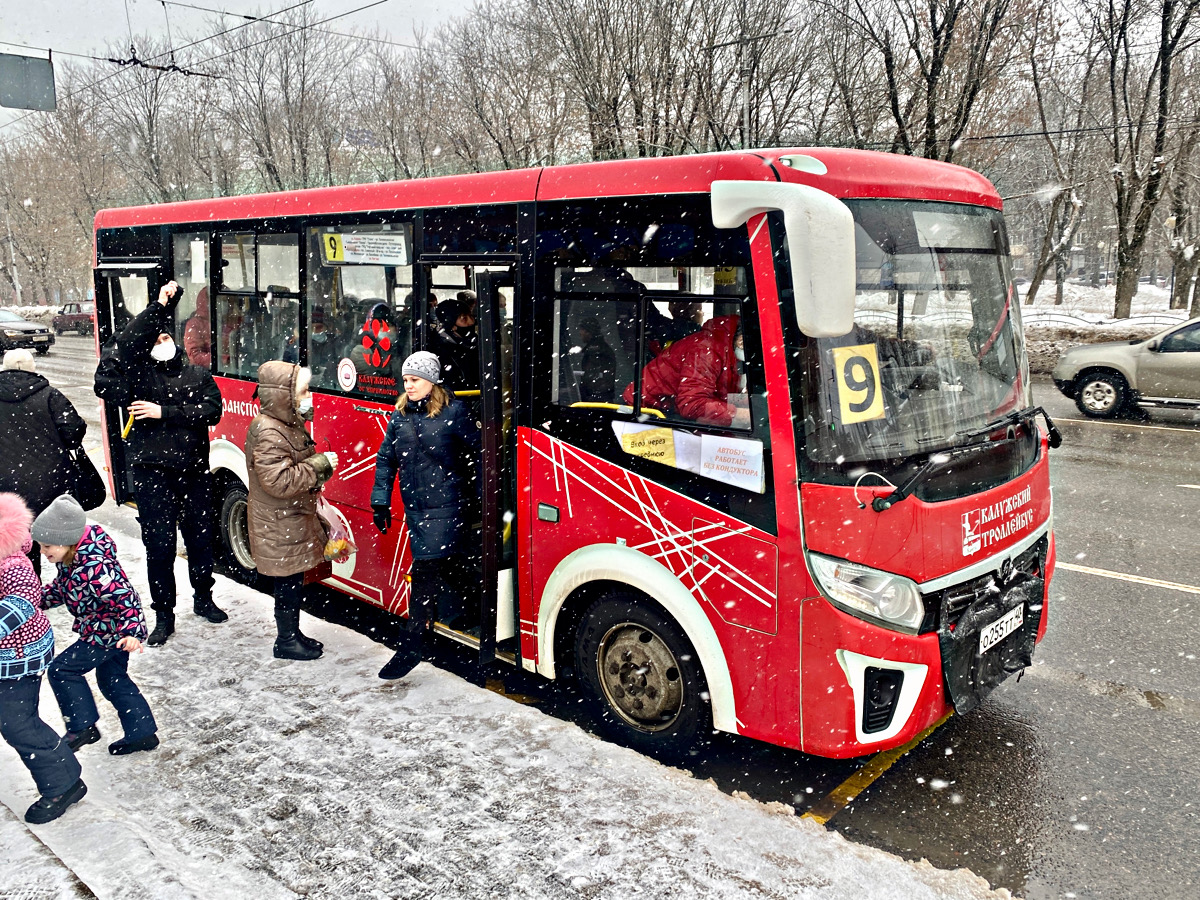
[0,0,315,142]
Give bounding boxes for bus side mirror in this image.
[711,180,856,338]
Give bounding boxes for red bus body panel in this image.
[92,148,1046,760]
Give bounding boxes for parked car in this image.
[53,301,94,335]
[1052,317,1200,417]
[0,308,55,355]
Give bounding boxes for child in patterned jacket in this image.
[33,494,159,756]
[0,492,86,823]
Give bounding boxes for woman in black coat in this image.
[371,351,480,680]
[0,350,86,575]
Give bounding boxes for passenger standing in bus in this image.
[371,351,481,680]
[244,362,338,661]
[101,281,226,645]
[429,298,480,390]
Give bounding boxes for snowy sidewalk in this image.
[0,528,1012,900]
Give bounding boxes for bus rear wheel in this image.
[217,479,257,584]
[575,593,710,760]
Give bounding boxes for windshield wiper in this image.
[871,406,1061,513]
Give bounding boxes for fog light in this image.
[863,667,904,734]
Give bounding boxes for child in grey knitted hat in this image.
[33,494,159,757]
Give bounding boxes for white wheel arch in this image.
[209,438,248,487]
[536,543,738,735]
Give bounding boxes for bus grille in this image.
[927,536,1047,634]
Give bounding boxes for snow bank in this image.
[0,528,1014,900]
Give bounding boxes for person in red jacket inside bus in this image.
[623,314,750,429]
[183,287,211,368]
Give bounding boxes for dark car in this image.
[52,301,94,335]
[0,308,55,355]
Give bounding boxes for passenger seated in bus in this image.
[282,330,299,364]
[623,315,750,429]
[429,298,479,391]
[308,306,338,380]
[570,317,617,402]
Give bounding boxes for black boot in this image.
[65,724,101,751]
[193,596,229,624]
[109,733,160,755]
[147,613,175,647]
[25,779,87,824]
[274,608,322,661]
[296,630,323,652]
[378,627,424,680]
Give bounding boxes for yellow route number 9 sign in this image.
[323,233,345,263]
[831,344,885,424]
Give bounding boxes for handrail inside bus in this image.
[569,402,665,419]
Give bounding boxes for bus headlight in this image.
[808,553,924,632]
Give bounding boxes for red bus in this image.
[92,148,1057,758]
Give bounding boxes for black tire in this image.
[55,327,63,335]
[76,322,89,336]
[217,479,258,585]
[1074,370,1128,418]
[575,593,711,760]
[35,345,49,355]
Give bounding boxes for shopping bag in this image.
[68,446,107,511]
[315,496,356,563]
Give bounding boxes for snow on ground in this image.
[0,526,1014,900]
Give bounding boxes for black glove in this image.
[372,505,392,534]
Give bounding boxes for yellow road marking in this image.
[1055,416,1200,434]
[802,711,953,826]
[1057,562,1200,595]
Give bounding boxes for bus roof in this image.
[93,148,1002,231]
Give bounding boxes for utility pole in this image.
[4,206,21,305]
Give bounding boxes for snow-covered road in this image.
[0,526,1014,900]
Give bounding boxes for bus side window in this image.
[214,293,299,378]
[553,298,636,407]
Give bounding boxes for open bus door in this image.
[422,262,518,684]
[92,262,162,504]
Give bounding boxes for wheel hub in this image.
[228,497,255,570]
[596,623,684,732]
[1081,379,1116,413]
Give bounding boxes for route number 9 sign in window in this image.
[831,344,885,424]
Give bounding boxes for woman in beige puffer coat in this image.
[245,362,337,660]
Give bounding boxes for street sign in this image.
[0,53,56,112]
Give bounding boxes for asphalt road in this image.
[38,335,1200,900]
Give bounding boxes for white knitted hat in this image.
[401,351,442,384]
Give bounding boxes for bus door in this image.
[422,261,518,679]
[92,262,161,503]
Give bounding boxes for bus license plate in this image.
[979,604,1023,654]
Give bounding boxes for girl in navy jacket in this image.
[371,351,480,680]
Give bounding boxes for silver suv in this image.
[1052,317,1200,417]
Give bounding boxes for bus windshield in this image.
[797,199,1030,466]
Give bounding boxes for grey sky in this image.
[0,0,469,128]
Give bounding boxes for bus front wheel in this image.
[575,593,710,760]
[217,480,257,584]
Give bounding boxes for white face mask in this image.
[151,339,177,362]
[734,345,745,362]
[297,396,313,417]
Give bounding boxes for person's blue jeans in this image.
[48,640,156,741]
[0,674,81,797]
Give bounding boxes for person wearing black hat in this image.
[95,281,225,646]
[429,298,479,391]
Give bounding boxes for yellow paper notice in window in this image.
[831,344,885,424]
[621,427,677,467]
